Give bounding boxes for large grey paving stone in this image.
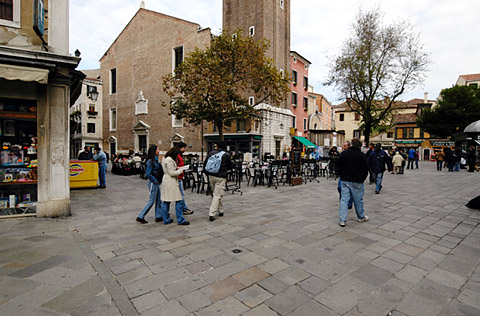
[195,296,249,316]
[70,294,119,316]
[264,285,312,315]
[315,276,374,315]
[350,263,392,287]
[131,290,167,313]
[0,284,65,315]
[142,299,188,316]
[8,255,70,278]
[289,299,338,316]
[41,276,104,314]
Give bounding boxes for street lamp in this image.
[90,89,99,102]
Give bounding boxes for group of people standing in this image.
[435,147,478,172]
[135,141,232,226]
[77,145,108,188]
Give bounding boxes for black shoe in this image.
[136,217,148,224]
[375,191,380,194]
[348,205,353,210]
[99,185,106,189]
[178,221,190,225]
[209,216,215,222]
[219,213,224,217]
[183,209,194,215]
[155,218,163,222]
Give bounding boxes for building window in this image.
[354,130,361,138]
[110,108,117,131]
[396,128,403,138]
[408,128,414,139]
[280,0,284,9]
[280,68,284,78]
[249,26,255,36]
[88,104,95,112]
[303,76,308,90]
[303,118,307,131]
[354,112,360,121]
[293,57,297,63]
[173,46,183,71]
[172,114,183,127]
[303,97,308,110]
[292,70,297,85]
[292,115,296,129]
[291,92,297,106]
[237,119,246,132]
[469,83,478,89]
[87,123,95,134]
[110,68,116,94]
[249,96,255,106]
[0,0,20,28]
[339,113,344,121]
[304,64,308,70]
[387,132,393,138]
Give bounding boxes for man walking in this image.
[204,141,233,222]
[93,146,107,188]
[337,138,369,227]
[368,143,392,194]
[175,142,194,216]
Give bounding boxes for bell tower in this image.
[223,0,291,109]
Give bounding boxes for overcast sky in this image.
[70,0,480,104]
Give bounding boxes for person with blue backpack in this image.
[204,141,233,222]
[136,145,163,224]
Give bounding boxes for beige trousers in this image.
[209,176,226,216]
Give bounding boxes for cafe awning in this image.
[293,136,316,148]
[0,64,49,84]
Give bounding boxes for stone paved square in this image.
[0,164,479,315]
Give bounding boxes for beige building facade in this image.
[100,9,211,156]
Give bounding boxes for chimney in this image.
[424,92,428,104]
[140,1,145,9]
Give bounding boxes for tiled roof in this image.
[394,113,418,124]
[459,73,480,81]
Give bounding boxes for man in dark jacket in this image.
[204,141,233,221]
[337,138,369,227]
[368,143,392,194]
[365,143,375,184]
[78,146,93,160]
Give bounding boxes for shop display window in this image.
[0,97,37,216]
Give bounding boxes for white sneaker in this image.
[339,222,346,227]
[358,215,369,223]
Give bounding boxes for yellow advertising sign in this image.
[69,161,98,188]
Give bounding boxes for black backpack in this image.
[466,195,480,210]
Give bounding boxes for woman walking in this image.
[136,145,163,224]
[160,147,190,225]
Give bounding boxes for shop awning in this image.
[0,64,49,84]
[293,136,316,148]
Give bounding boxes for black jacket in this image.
[337,147,368,183]
[78,151,93,160]
[368,150,393,173]
[204,150,233,178]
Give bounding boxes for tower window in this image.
[249,26,255,36]
[249,96,255,106]
[280,0,284,9]
[110,68,116,94]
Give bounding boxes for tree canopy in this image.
[325,8,430,145]
[417,85,480,138]
[162,29,290,140]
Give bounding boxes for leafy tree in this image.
[162,30,290,140]
[417,85,480,138]
[326,8,430,145]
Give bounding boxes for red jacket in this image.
[176,154,184,180]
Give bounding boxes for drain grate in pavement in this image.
[296,259,305,264]
[232,249,243,254]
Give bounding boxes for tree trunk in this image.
[217,121,224,141]
[364,123,372,147]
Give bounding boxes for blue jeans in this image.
[138,181,162,220]
[454,162,460,171]
[339,180,366,223]
[338,179,353,209]
[372,172,384,192]
[160,201,186,224]
[178,180,188,211]
[99,165,107,186]
[415,160,419,169]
